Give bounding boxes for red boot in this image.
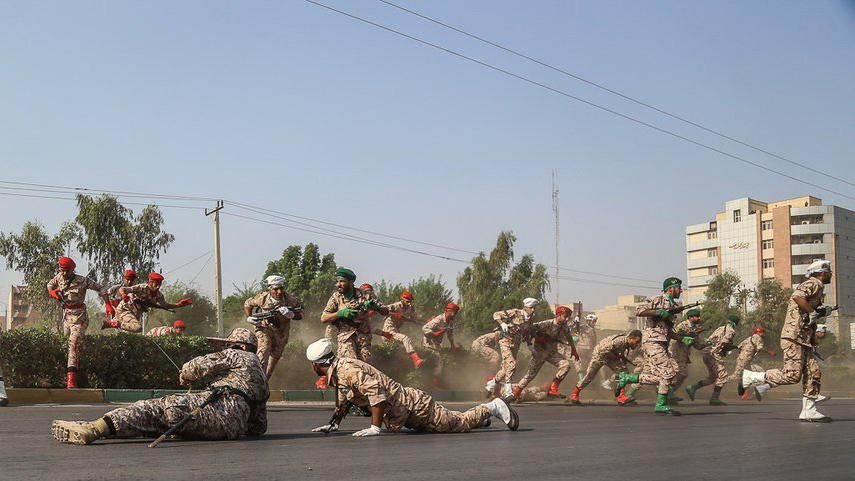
[547,378,565,399]
[101,319,118,330]
[569,386,581,405]
[409,352,425,369]
[66,370,78,389]
[740,390,753,401]
[512,386,523,401]
[315,376,328,390]
[616,388,636,406]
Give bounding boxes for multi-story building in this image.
[5,285,42,331]
[594,295,647,331]
[685,196,855,345]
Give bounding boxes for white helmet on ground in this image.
[806,260,831,278]
[306,338,336,364]
[522,298,539,308]
[585,314,598,322]
[266,275,285,288]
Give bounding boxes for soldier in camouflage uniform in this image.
[613,277,687,416]
[686,315,738,405]
[472,330,501,369]
[244,275,304,380]
[487,298,539,400]
[511,305,577,401]
[570,329,642,405]
[106,269,137,306]
[375,291,425,368]
[730,327,775,400]
[740,260,834,422]
[51,328,269,445]
[46,257,112,388]
[321,268,389,363]
[306,338,519,435]
[668,309,706,402]
[571,314,598,382]
[146,320,186,337]
[420,302,461,378]
[103,272,193,333]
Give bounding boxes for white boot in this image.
[0,377,7,407]
[501,382,514,402]
[799,396,832,423]
[815,394,830,404]
[481,397,519,431]
[600,379,613,390]
[484,378,497,396]
[739,369,766,396]
[753,383,771,402]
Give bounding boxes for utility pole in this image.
[552,170,560,306]
[205,200,224,337]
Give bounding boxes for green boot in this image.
[709,387,727,406]
[654,393,680,416]
[613,372,640,397]
[685,384,697,401]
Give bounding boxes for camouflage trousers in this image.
[471,335,500,369]
[672,352,691,389]
[337,332,372,364]
[114,310,142,333]
[405,402,490,433]
[104,392,251,440]
[519,385,550,402]
[324,324,337,340]
[382,319,416,354]
[423,341,445,377]
[255,321,290,380]
[764,339,821,397]
[577,354,626,389]
[572,348,593,373]
[517,345,570,390]
[63,309,89,369]
[696,351,728,388]
[728,351,756,382]
[637,342,677,395]
[494,337,521,384]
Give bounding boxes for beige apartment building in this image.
[685,196,855,345]
[593,295,647,331]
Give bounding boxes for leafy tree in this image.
[263,243,337,311]
[699,271,743,330]
[222,282,263,326]
[457,232,550,335]
[374,275,454,321]
[744,279,792,350]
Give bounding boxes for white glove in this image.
[352,425,382,437]
[278,306,295,319]
[246,315,259,324]
[500,322,510,333]
[808,311,820,325]
[311,423,339,433]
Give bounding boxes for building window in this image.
[761,220,773,230]
[762,240,773,249]
[762,259,775,268]
[734,209,742,223]
[709,267,718,275]
[708,248,717,258]
[707,231,717,240]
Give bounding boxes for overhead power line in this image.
[164,250,215,275]
[0,190,206,211]
[377,0,854,188]
[304,0,855,203]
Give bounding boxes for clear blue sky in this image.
[1,1,854,311]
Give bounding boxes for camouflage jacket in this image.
[323,287,376,339]
[244,290,303,328]
[636,293,682,343]
[115,283,172,318]
[783,277,825,345]
[46,273,105,311]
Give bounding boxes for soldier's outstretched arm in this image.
[179,351,233,385]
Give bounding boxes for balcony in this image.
[687,256,718,269]
[790,206,831,217]
[686,238,719,251]
[790,223,833,236]
[686,222,713,235]
[792,264,809,276]
[791,243,830,256]
[687,275,715,287]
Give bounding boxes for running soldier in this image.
[487,298,540,401]
[613,277,690,416]
[668,309,706,402]
[103,273,193,333]
[46,257,112,388]
[740,260,835,422]
[512,305,577,401]
[375,291,425,368]
[421,302,461,377]
[686,315,739,405]
[146,320,187,337]
[244,275,304,380]
[472,330,501,369]
[731,327,776,400]
[320,268,389,363]
[106,269,137,306]
[571,314,599,382]
[570,329,642,405]
[306,338,519,435]
[51,328,269,445]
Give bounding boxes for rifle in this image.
[247,305,303,328]
[667,301,703,315]
[320,400,353,435]
[134,297,175,313]
[148,386,228,448]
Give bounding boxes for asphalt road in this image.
[2,399,854,481]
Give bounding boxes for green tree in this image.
[263,243,337,310]
[699,271,743,330]
[374,275,453,321]
[457,232,550,335]
[744,278,792,350]
[0,221,77,324]
[222,282,263,327]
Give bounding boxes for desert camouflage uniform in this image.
[669,320,705,389]
[104,348,268,440]
[146,326,181,337]
[472,331,501,368]
[697,323,737,388]
[47,273,106,369]
[113,283,172,333]
[763,278,824,396]
[517,384,550,402]
[422,312,454,376]
[517,319,572,390]
[382,301,418,354]
[729,334,766,382]
[571,321,597,373]
[106,280,134,305]
[577,334,634,389]
[244,291,304,379]
[492,308,533,386]
[635,294,681,395]
[323,288,375,363]
[330,357,489,433]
